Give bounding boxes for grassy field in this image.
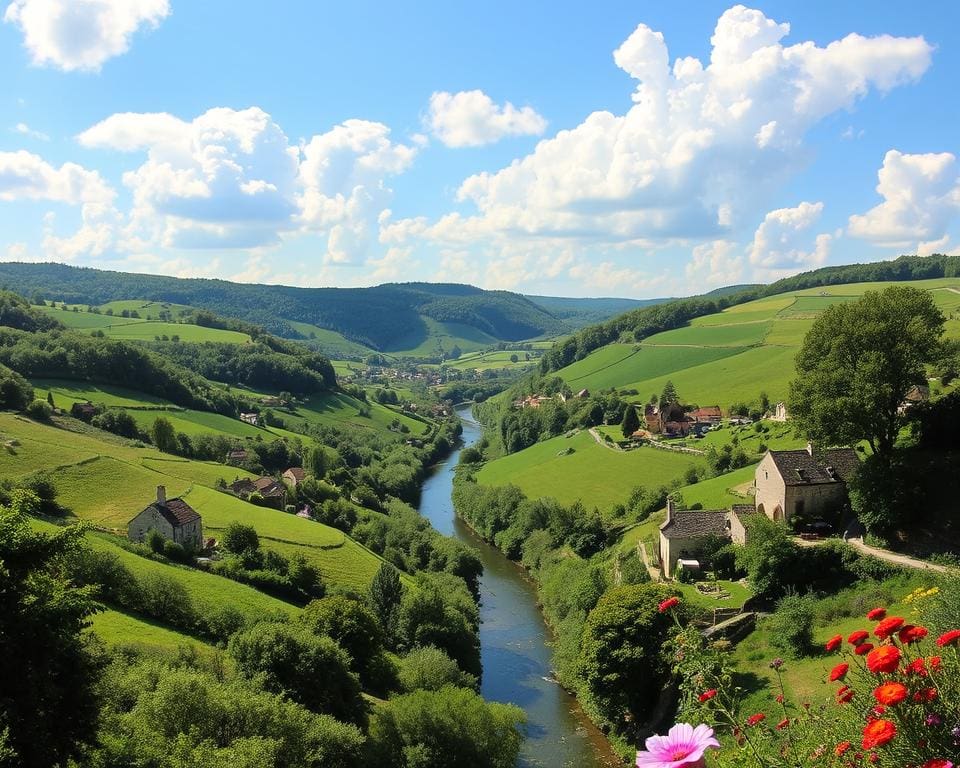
[87,609,222,655]
[38,304,251,343]
[287,321,373,358]
[446,350,540,372]
[280,391,431,437]
[32,379,171,409]
[475,430,703,511]
[384,317,499,357]
[678,464,758,509]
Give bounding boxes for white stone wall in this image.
[754,453,786,521]
[127,507,174,543]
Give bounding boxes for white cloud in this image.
[749,201,831,279]
[847,150,960,249]
[400,6,931,248]
[0,149,113,203]
[4,0,170,72]
[13,122,49,141]
[426,89,547,147]
[685,239,744,289]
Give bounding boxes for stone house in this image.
[70,401,97,420]
[239,412,261,426]
[770,402,789,422]
[754,444,859,525]
[282,467,305,486]
[658,500,758,577]
[128,486,202,549]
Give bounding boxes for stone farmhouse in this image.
[282,467,305,486]
[658,499,757,577]
[643,403,722,438]
[128,486,202,549]
[239,412,261,426]
[754,443,859,525]
[229,476,287,509]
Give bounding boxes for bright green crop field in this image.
[280,392,430,437]
[476,430,704,512]
[87,609,221,655]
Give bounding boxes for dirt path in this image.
[846,537,954,574]
[637,537,661,581]
[587,427,621,451]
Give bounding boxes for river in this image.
[417,406,616,768]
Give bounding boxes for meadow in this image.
[87,609,222,655]
[384,317,499,357]
[475,430,703,512]
[286,321,374,358]
[446,350,540,372]
[280,391,431,437]
[38,304,251,343]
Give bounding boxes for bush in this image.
[397,646,478,692]
[767,594,816,657]
[25,399,52,421]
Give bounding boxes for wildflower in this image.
[866,645,901,674]
[872,682,907,705]
[848,629,870,646]
[769,658,784,669]
[635,723,720,768]
[905,658,927,676]
[836,686,855,704]
[834,741,851,756]
[697,689,717,703]
[926,714,942,727]
[829,663,849,682]
[774,694,784,704]
[658,597,680,613]
[746,713,766,727]
[775,718,789,730]
[930,655,942,671]
[936,629,960,647]
[866,607,887,621]
[855,642,875,656]
[921,761,953,768]
[861,719,896,750]
[873,616,905,639]
[912,687,938,703]
[824,634,843,652]
[898,624,929,644]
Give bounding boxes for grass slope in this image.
[38,304,251,343]
[87,609,221,655]
[384,317,499,357]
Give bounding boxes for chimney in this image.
[157,485,166,504]
[806,440,814,457]
[666,496,675,523]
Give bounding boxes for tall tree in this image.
[150,415,177,453]
[620,405,640,438]
[789,286,944,461]
[659,380,678,411]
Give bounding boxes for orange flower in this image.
[746,713,765,726]
[825,634,843,652]
[898,624,928,644]
[855,642,875,656]
[834,741,851,756]
[936,629,960,647]
[658,597,680,613]
[872,682,907,705]
[698,689,717,702]
[873,616,905,639]
[775,718,789,730]
[866,607,887,621]
[829,663,849,682]
[861,719,896,750]
[847,630,870,646]
[866,645,901,674]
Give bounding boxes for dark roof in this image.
[141,497,200,528]
[253,476,285,496]
[661,510,729,539]
[768,448,859,486]
[731,504,759,517]
[283,467,305,481]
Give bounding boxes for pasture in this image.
[385,317,499,357]
[281,391,431,437]
[87,609,221,655]
[37,304,251,343]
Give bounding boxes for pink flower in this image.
[636,723,720,768]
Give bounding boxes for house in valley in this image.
[282,467,306,486]
[689,406,723,424]
[226,448,249,464]
[770,402,789,422]
[658,499,757,578]
[128,486,202,549]
[239,412,261,426]
[754,443,859,525]
[898,384,930,415]
[230,476,287,508]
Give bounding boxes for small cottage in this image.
[282,467,305,486]
[128,486,202,549]
[70,401,97,420]
[658,500,757,578]
[239,412,261,426]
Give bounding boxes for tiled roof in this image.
[253,476,285,496]
[144,498,200,528]
[660,509,729,539]
[768,448,859,486]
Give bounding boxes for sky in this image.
[1,1,959,298]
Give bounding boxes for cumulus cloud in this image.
[13,122,49,141]
[748,201,831,279]
[0,149,113,203]
[399,6,931,249]
[847,150,960,249]
[4,0,170,72]
[685,240,744,289]
[426,90,547,147]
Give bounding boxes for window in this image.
[794,500,805,516]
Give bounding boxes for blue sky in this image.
[1,1,958,297]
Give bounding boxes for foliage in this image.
[0,362,33,410]
[369,562,404,646]
[790,286,944,459]
[0,495,102,768]
[223,521,260,555]
[766,594,816,657]
[396,646,478,692]
[367,685,524,768]
[300,596,387,689]
[621,404,640,438]
[151,415,178,453]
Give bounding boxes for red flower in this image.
[829,663,849,682]
[848,629,870,646]
[698,689,717,702]
[835,741,851,756]
[658,597,680,613]
[746,713,766,726]
[774,694,784,703]
[825,634,843,652]
[866,607,887,621]
[929,655,942,670]
[936,629,960,647]
[912,687,938,703]
[866,645,901,674]
[855,642,875,656]
[905,658,928,676]
[836,685,855,704]
[898,624,928,644]
[873,616,905,639]
[775,718,789,730]
[861,719,896,750]
[922,760,954,768]
[873,682,908,705]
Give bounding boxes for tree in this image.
[659,380,678,411]
[620,404,640,438]
[150,415,177,453]
[370,562,404,644]
[222,521,259,555]
[790,286,944,462]
[0,492,102,767]
[301,595,385,687]
[46,390,54,408]
[304,444,329,480]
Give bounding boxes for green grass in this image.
[280,392,431,437]
[96,299,198,319]
[287,321,373,357]
[87,609,221,654]
[128,408,267,439]
[678,464,758,509]
[675,580,752,610]
[39,306,141,328]
[384,317,499,356]
[446,350,539,372]
[101,321,251,344]
[32,379,171,408]
[642,321,771,348]
[476,431,703,511]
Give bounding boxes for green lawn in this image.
[476,431,703,512]
[87,609,221,655]
[678,465,758,509]
[32,379,171,409]
[384,317,499,356]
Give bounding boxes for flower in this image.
[929,655,942,671]
[769,658,784,670]
[921,761,953,768]
[936,629,960,647]
[697,690,717,703]
[855,642,875,656]
[825,634,843,652]
[775,718,789,730]
[867,607,887,621]
[848,630,870,646]
[872,682,908,705]
[829,663,849,682]
[912,687,938,703]
[659,597,680,613]
[873,616,905,639]
[835,741,851,756]
[636,723,720,768]
[905,658,928,676]
[926,714,942,727]
[898,624,929,644]
[862,719,896,750]
[866,645,901,674]
[746,713,766,727]
[836,685,855,704]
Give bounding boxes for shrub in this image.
[397,646,477,692]
[25,399,52,421]
[767,593,816,657]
